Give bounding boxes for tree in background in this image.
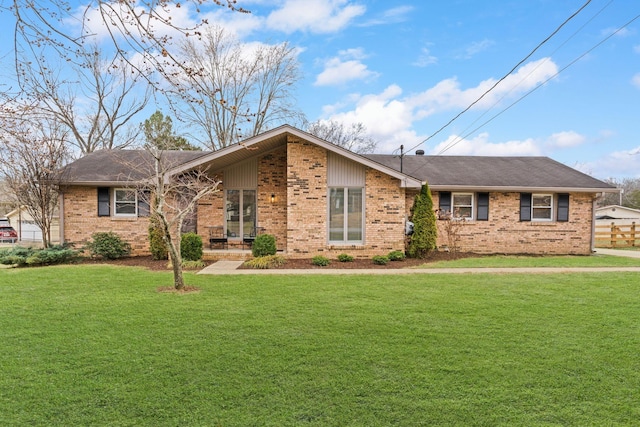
[306,120,377,154]
[407,184,437,258]
[178,26,304,150]
[599,178,640,209]
[143,111,200,151]
[8,45,149,154]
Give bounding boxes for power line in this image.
[438,12,640,155]
[436,0,614,155]
[404,0,593,155]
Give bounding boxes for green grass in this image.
[1,265,640,425]
[421,253,640,268]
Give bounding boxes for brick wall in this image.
[405,189,595,255]
[62,186,151,255]
[258,146,288,251]
[286,137,327,257]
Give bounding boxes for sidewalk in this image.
[198,250,640,275]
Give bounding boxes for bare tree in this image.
[122,149,220,290]
[0,115,70,248]
[178,26,304,149]
[307,120,377,154]
[599,178,640,208]
[16,46,150,153]
[4,1,249,94]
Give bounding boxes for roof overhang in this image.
[427,185,621,193]
[170,125,422,188]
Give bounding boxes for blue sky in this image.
[229,0,640,180]
[1,0,639,179]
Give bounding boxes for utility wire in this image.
[438,13,640,155]
[404,0,593,155]
[436,0,613,155]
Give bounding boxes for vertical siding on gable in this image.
[224,158,257,188]
[327,152,365,186]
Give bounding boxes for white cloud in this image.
[408,57,558,115]
[413,47,438,67]
[582,146,640,179]
[634,45,640,54]
[431,133,541,156]
[461,39,494,59]
[266,0,365,34]
[314,48,378,86]
[632,73,640,89]
[601,27,633,38]
[545,131,586,149]
[318,58,559,153]
[359,5,414,26]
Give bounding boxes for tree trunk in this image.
[164,228,185,290]
[171,253,185,290]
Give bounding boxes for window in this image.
[329,187,363,243]
[521,193,564,222]
[439,192,482,220]
[97,188,149,217]
[452,193,473,220]
[114,189,137,216]
[225,189,256,239]
[532,194,552,221]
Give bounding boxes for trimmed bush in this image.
[372,255,389,265]
[244,255,287,269]
[181,232,203,261]
[337,253,354,262]
[252,234,277,258]
[312,255,330,267]
[0,245,79,267]
[148,216,168,260]
[86,232,131,260]
[388,250,406,261]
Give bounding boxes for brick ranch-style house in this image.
[59,125,617,258]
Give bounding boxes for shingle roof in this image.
[61,143,616,193]
[61,150,209,184]
[363,155,616,191]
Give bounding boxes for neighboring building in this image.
[595,205,640,226]
[59,125,618,258]
[6,206,60,243]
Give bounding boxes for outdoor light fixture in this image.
[271,193,276,203]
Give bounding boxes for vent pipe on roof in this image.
[415,149,425,155]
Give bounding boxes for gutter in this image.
[426,184,620,193]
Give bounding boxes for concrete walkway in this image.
[198,249,640,275]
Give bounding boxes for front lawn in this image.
[1,266,639,425]
[421,253,640,268]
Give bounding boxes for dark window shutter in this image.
[477,192,489,221]
[138,190,150,217]
[557,193,569,222]
[520,193,532,222]
[439,192,451,214]
[97,187,110,217]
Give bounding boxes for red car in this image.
[0,225,18,243]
